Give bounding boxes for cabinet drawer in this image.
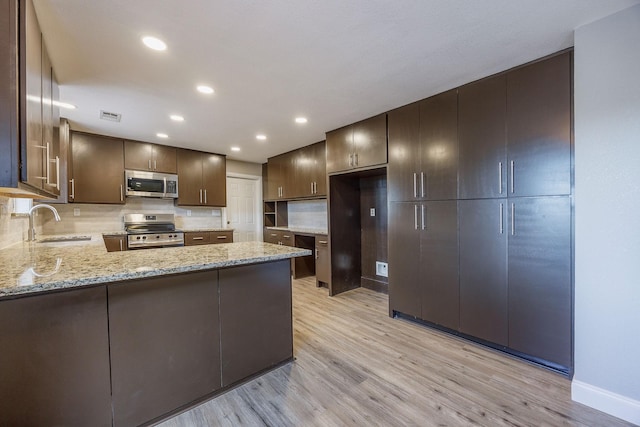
[210,231,233,244]
[184,232,211,246]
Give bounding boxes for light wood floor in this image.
[158,277,631,427]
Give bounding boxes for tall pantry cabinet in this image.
[388,51,573,373]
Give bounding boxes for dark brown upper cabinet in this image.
[458,75,507,199]
[68,132,125,204]
[0,0,61,199]
[124,140,177,174]
[506,52,571,197]
[177,148,226,207]
[326,113,387,174]
[388,103,421,202]
[292,141,326,198]
[387,92,458,202]
[266,152,291,200]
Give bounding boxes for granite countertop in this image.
[0,234,310,299]
[266,226,328,235]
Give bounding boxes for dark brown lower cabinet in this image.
[108,271,221,427]
[0,287,112,427]
[508,196,572,368]
[420,201,459,330]
[103,234,127,251]
[219,260,293,386]
[459,199,508,346]
[388,200,459,329]
[315,235,330,287]
[388,202,421,317]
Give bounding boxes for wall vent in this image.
[100,110,121,122]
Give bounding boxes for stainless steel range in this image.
[124,213,184,249]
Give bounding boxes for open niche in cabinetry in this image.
[263,201,288,228]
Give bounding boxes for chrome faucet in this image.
[28,204,61,242]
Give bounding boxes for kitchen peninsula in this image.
[0,238,310,427]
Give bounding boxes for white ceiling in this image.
[34,0,638,164]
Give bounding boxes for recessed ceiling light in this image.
[231,146,241,152]
[156,133,169,138]
[52,100,76,110]
[256,134,267,141]
[170,114,184,122]
[197,85,214,94]
[142,36,167,51]
[295,117,308,124]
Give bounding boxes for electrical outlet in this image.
[73,208,80,217]
[370,208,376,217]
[186,210,192,217]
[376,261,388,277]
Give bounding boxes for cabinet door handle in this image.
[414,205,419,230]
[413,173,417,198]
[154,160,157,171]
[348,153,353,167]
[499,203,504,234]
[510,160,515,194]
[148,159,152,170]
[120,185,124,201]
[199,189,203,204]
[216,236,227,239]
[420,172,425,198]
[192,236,204,240]
[45,142,51,185]
[69,178,75,200]
[318,240,328,244]
[498,162,503,194]
[354,153,358,166]
[311,182,314,194]
[511,203,515,235]
[421,204,426,230]
[119,239,123,251]
[204,189,207,204]
[55,156,60,190]
[283,234,291,238]
[315,248,319,260]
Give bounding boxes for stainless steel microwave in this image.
[125,170,179,199]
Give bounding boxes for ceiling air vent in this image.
[100,110,122,122]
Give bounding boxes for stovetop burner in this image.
[124,213,184,249]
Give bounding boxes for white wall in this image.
[573,5,640,424]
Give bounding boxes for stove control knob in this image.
[136,236,141,240]
[142,236,147,240]
[156,235,160,239]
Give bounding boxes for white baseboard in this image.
[572,380,640,425]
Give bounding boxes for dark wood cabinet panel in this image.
[353,113,387,170]
[507,52,571,197]
[508,196,572,368]
[315,235,330,286]
[184,231,211,246]
[388,202,421,318]
[459,199,508,346]
[326,125,353,174]
[0,286,112,427]
[219,261,292,386]
[69,132,125,204]
[311,140,327,196]
[109,272,221,427]
[125,140,177,173]
[177,149,226,206]
[153,143,178,173]
[388,103,421,202]
[326,114,386,174]
[420,200,459,330]
[202,152,226,206]
[211,230,233,243]
[24,0,44,191]
[0,0,19,189]
[458,75,507,199]
[103,234,127,252]
[266,153,283,199]
[419,90,458,200]
[267,141,326,200]
[177,148,202,205]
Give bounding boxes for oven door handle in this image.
[163,177,167,197]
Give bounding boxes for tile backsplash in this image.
[287,200,327,231]
[39,198,223,235]
[0,197,28,249]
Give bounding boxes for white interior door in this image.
[226,176,259,242]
